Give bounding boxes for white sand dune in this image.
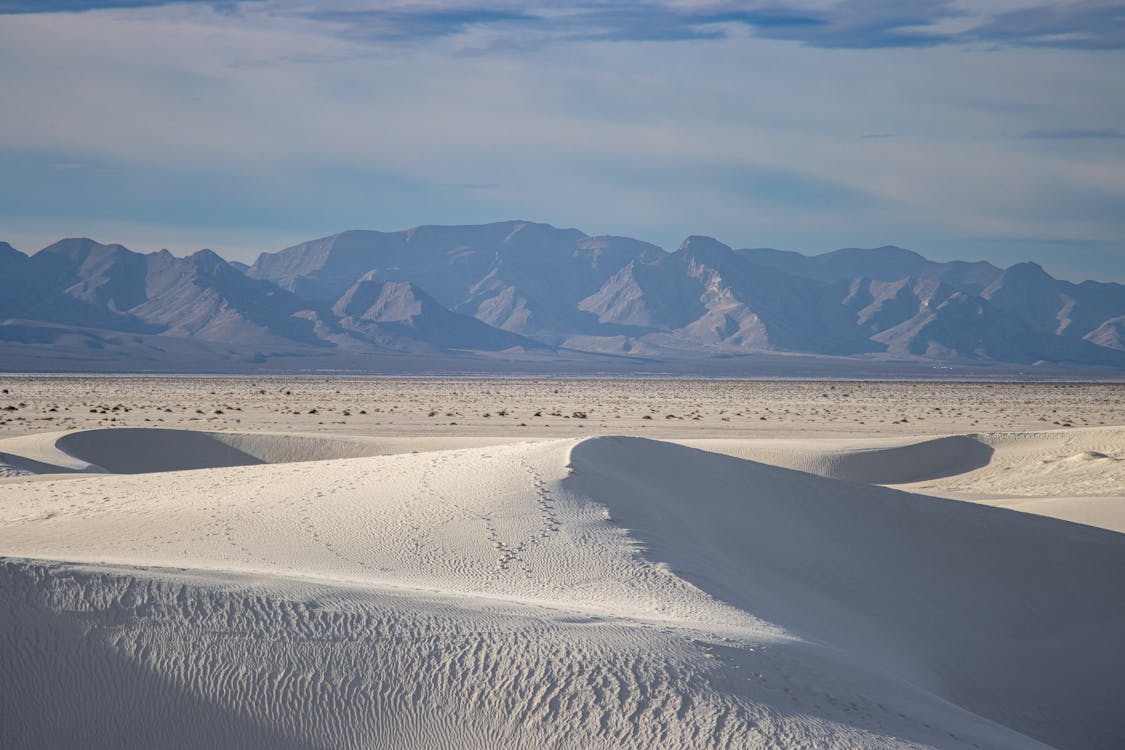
[677,434,995,484]
[677,426,1125,533]
[0,427,524,476]
[3,434,1123,748]
[892,428,1125,533]
[797,433,995,484]
[901,427,1125,497]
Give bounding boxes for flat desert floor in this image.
[1,376,1124,749]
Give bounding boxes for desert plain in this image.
[1,375,1124,749]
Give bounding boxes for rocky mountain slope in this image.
[4,221,1125,370]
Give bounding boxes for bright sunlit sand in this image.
[2,377,1123,749]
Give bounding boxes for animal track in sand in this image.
[479,459,563,577]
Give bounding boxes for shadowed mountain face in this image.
[4,221,1125,370]
[739,245,1004,294]
[0,242,34,317]
[331,276,538,352]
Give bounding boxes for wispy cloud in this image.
[5,1,1125,52]
[1022,128,1125,139]
[301,1,963,49]
[308,7,538,44]
[735,0,963,49]
[304,1,1125,52]
[0,0,235,11]
[969,0,1125,51]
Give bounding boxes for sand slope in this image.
[3,434,1123,748]
[572,437,1125,749]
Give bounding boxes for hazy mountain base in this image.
[2,322,1122,379]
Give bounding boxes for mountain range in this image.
[2,221,1124,373]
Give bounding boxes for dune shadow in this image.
[821,435,994,484]
[55,428,265,473]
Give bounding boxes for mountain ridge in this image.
[3,223,1125,372]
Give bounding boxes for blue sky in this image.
[0,1,1123,280]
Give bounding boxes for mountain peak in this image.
[185,248,235,276]
[188,248,222,261]
[37,237,133,263]
[826,245,925,260]
[985,261,1058,298]
[39,237,98,252]
[1003,261,1052,279]
[817,245,928,274]
[675,235,734,259]
[677,235,730,250]
[502,220,585,243]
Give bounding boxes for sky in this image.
[0,0,1123,281]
